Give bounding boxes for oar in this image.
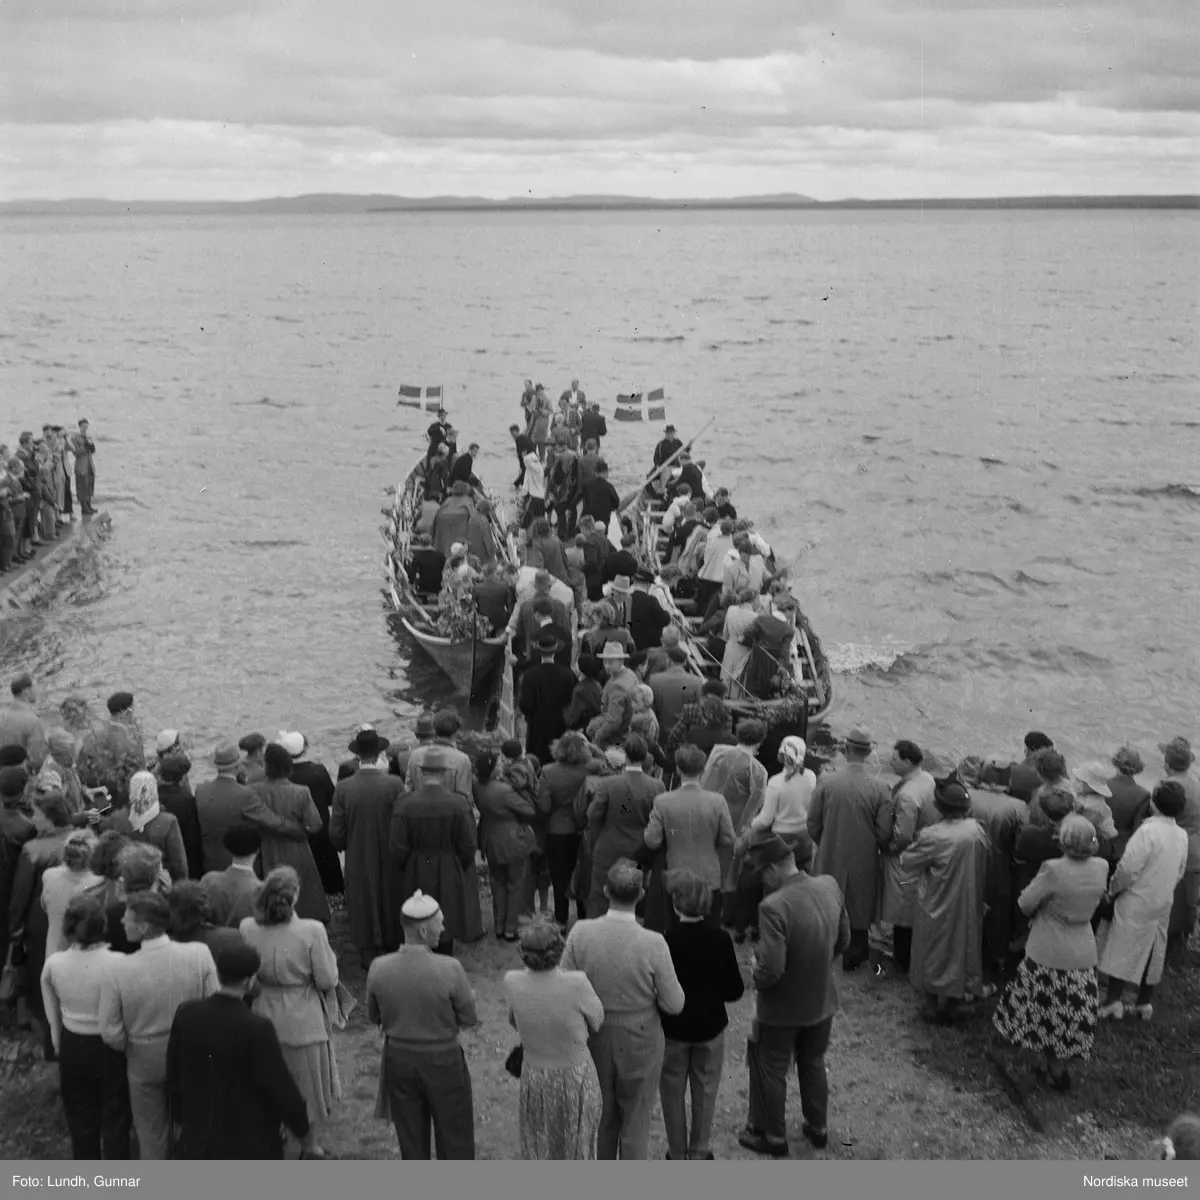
[617,416,717,514]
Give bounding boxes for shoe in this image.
[737,1128,788,1158]
[1098,1001,1125,1020]
[1128,1003,1153,1021]
[802,1123,829,1149]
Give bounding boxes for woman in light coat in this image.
[41,833,101,960]
[1097,781,1189,1020]
[240,867,340,1158]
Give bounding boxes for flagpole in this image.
[617,416,717,514]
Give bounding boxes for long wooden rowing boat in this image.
[626,478,833,733]
[382,456,515,702]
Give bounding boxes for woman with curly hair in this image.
[993,815,1108,1091]
[1105,747,1151,863]
[537,732,602,928]
[239,867,340,1158]
[503,916,604,1159]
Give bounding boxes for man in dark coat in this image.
[668,454,706,504]
[167,941,310,1159]
[157,755,203,879]
[1006,731,1054,802]
[431,481,475,559]
[282,732,345,898]
[425,409,451,457]
[509,423,535,488]
[628,588,671,652]
[580,403,607,450]
[518,633,579,766]
[578,515,610,601]
[471,565,515,636]
[200,825,263,927]
[448,442,481,488]
[653,424,683,469]
[604,534,641,583]
[194,744,306,874]
[580,462,620,529]
[330,728,407,968]
[389,751,478,944]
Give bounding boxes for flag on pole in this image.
[614,388,667,422]
[397,385,444,411]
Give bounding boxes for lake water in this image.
[2,208,1198,776]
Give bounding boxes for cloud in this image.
[1,0,1197,198]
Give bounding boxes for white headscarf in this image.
[127,771,161,833]
[781,736,808,778]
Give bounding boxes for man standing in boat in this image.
[509,423,535,489]
[654,425,683,470]
[426,409,452,458]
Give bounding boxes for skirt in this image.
[518,1051,602,1160]
[281,1040,342,1125]
[992,957,1098,1061]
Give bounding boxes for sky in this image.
[1,0,1197,201]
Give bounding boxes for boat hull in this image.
[398,617,507,698]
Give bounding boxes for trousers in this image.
[76,469,94,512]
[588,1018,664,1160]
[659,1033,725,1159]
[544,833,581,926]
[384,1043,475,1160]
[488,858,529,937]
[125,1036,171,1160]
[747,1016,834,1143]
[59,1030,133,1160]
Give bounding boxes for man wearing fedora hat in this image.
[653,424,683,470]
[518,632,578,767]
[391,750,478,946]
[1159,737,1200,966]
[899,779,989,1022]
[195,743,308,875]
[806,727,893,971]
[737,828,848,1157]
[587,643,639,749]
[330,727,408,968]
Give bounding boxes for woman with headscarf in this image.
[41,833,101,960]
[1097,781,1189,1020]
[252,744,328,922]
[102,771,188,883]
[992,814,1108,1091]
[750,737,816,849]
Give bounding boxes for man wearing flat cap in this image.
[194,742,308,875]
[168,940,310,1159]
[737,827,848,1157]
[806,727,894,971]
[330,727,408,968]
[0,672,47,771]
[367,891,479,1159]
[391,749,478,946]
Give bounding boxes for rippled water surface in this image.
[2,209,1198,771]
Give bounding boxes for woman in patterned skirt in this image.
[503,917,604,1159]
[993,815,1108,1091]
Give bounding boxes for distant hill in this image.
[1,192,1195,215]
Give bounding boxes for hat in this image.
[349,728,390,758]
[212,941,261,982]
[277,731,305,758]
[415,712,436,738]
[744,829,798,873]
[449,542,466,558]
[536,632,560,653]
[213,742,243,769]
[599,642,628,662]
[418,748,448,771]
[0,767,27,798]
[844,726,873,752]
[604,575,632,596]
[155,729,180,755]
[664,424,677,434]
[1072,762,1113,798]
[934,779,972,812]
[1158,736,1195,768]
[401,891,441,920]
[0,744,28,767]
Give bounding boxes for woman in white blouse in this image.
[41,892,131,1160]
[750,737,816,845]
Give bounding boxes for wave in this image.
[237,539,309,549]
[978,456,1004,466]
[828,642,923,675]
[1132,483,1200,502]
[629,335,685,343]
[767,318,815,326]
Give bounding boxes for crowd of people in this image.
[0,667,1196,1161]
[0,420,98,574]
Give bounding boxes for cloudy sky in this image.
[1,0,1196,200]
